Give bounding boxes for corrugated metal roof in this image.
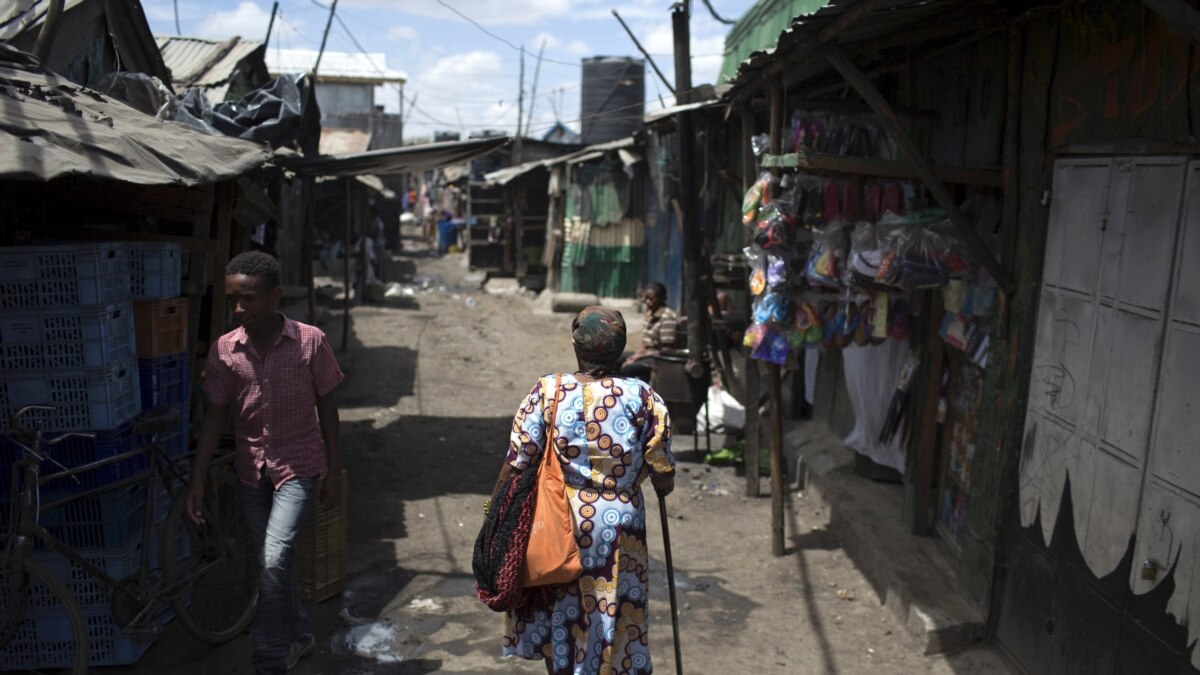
[0,0,88,41]
[156,36,265,103]
[266,48,405,83]
[0,45,270,185]
[485,136,639,186]
[722,0,1011,97]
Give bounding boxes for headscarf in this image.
[571,306,626,376]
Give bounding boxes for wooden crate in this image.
[296,469,347,603]
[133,297,188,358]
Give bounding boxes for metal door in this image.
[998,157,1200,674]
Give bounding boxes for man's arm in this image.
[316,391,341,505]
[185,402,229,525]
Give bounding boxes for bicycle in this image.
[0,404,259,673]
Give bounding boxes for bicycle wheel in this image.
[162,462,258,644]
[0,556,88,674]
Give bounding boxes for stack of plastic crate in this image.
[0,242,174,670]
[129,242,189,462]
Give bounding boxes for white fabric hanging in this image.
[841,340,908,472]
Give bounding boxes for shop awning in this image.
[281,137,510,178]
[0,45,271,185]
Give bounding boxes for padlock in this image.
[1141,559,1159,582]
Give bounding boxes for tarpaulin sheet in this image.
[0,45,270,185]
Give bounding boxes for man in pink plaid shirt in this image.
[187,251,343,674]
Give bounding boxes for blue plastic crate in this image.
[0,422,146,501]
[0,482,150,551]
[0,302,136,371]
[137,353,190,411]
[141,405,190,462]
[0,360,141,432]
[126,242,181,300]
[0,243,129,309]
[0,604,174,669]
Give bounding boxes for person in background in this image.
[620,282,679,382]
[187,251,344,675]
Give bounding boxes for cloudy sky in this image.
[144,0,750,141]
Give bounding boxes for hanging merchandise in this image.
[743,323,768,349]
[742,172,773,227]
[804,220,849,288]
[753,291,791,325]
[751,327,789,365]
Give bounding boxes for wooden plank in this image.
[821,43,1016,295]
[761,152,1003,187]
[904,291,945,535]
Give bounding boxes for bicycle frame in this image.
[3,440,237,633]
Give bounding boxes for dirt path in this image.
[127,229,1016,674]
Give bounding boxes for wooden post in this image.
[821,43,1016,295]
[302,178,317,324]
[767,81,787,557]
[999,23,1023,332]
[741,102,761,499]
[768,362,786,556]
[358,185,368,301]
[209,181,234,344]
[341,178,352,352]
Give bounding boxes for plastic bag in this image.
[804,220,849,288]
[753,291,791,325]
[752,328,789,365]
[741,172,773,226]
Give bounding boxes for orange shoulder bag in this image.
[522,373,582,587]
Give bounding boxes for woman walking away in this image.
[491,306,676,675]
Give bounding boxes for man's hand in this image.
[185,484,206,525]
[651,473,674,498]
[320,465,342,506]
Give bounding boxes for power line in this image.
[434,0,578,67]
[700,0,736,25]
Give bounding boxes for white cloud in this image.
[565,40,591,56]
[388,25,418,41]
[345,0,572,26]
[530,32,562,51]
[195,1,273,40]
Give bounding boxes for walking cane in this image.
[658,493,684,675]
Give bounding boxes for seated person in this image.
[620,282,679,382]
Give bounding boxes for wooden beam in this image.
[1143,0,1200,44]
[761,152,1003,187]
[1000,23,1023,289]
[821,42,1016,295]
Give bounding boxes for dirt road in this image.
[129,231,1016,674]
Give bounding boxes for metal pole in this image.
[313,0,339,76]
[672,1,705,381]
[658,493,684,675]
[263,1,279,46]
[525,40,547,137]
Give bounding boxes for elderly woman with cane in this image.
[489,306,676,675]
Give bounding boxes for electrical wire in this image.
[434,0,578,67]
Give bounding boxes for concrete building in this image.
[266,48,406,149]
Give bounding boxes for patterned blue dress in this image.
[503,373,674,675]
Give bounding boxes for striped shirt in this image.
[203,315,344,489]
[643,306,679,352]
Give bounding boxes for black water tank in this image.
[580,56,644,145]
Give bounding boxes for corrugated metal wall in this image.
[316,83,374,117]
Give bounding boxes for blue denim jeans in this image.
[239,470,318,675]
